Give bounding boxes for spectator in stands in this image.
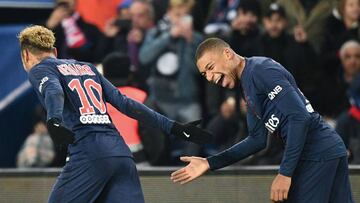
[321,0,360,76]
[101,0,133,56]
[203,0,240,37]
[17,122,55,167]
[336,41,360,164]
[45,0,103,63]
[318,0,360,117]
[228,0,262,57]
[100,0,155,91]
[151,0,212,32]
[277,0,338,53]
[139,0,203,163]
[260,3,320,107]
[321,0,360,81]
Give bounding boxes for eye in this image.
[206,64,214,71]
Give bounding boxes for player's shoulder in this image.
[29,57,59,77]
[247,57,285,77]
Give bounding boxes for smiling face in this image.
[197,47,241,89]
[263,13,287,38]
[343,0,360,21]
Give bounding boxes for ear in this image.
[223,48,234,60]
[53,48,58,57]
[23,49,30,62]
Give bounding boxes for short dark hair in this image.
[237,0,261,17]
[264,3,286,19]
[195,38,230,62]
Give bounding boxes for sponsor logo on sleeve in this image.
[298,89,315,113]
[265,114,279,133]
[268,85,282,100]
[39,76,49,93]
[305,99,314,113]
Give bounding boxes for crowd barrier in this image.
[0,165,359,203]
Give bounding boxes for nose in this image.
[206,72,214,82]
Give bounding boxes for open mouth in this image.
[215,74,224,85]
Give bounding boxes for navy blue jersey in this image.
[28,57,173,158]
[208,57,347,177]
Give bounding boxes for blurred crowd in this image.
[17,0,360,167]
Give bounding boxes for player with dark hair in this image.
[18,25,212,203]
[171,38,354,202]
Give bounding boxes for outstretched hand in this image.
[171,156,210,184]
[170,120,213,145]
[47,118,75,146]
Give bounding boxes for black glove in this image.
[170,120,213,145]
[47,118,75,146]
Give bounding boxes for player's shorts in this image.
[286,156,353,203]
[48,156,144,203]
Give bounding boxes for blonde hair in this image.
[169,0,195,10]
[18,25,55,54]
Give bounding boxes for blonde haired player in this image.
[19,25,212,202]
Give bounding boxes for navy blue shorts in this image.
[48,156,144,203]
[286,156,353,203]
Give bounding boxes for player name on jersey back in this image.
[57,63,96,76]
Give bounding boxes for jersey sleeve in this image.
[252,61,312,177]
[28,65,64,122]
[207,111,268,170]
[98,71,174,134]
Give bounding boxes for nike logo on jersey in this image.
[268,85,282,100]
[265,114,279,133]
[183,132,190,138]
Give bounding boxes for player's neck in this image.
[26,53,55,71]
[34,53,55,66]
[236,55,246,80]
